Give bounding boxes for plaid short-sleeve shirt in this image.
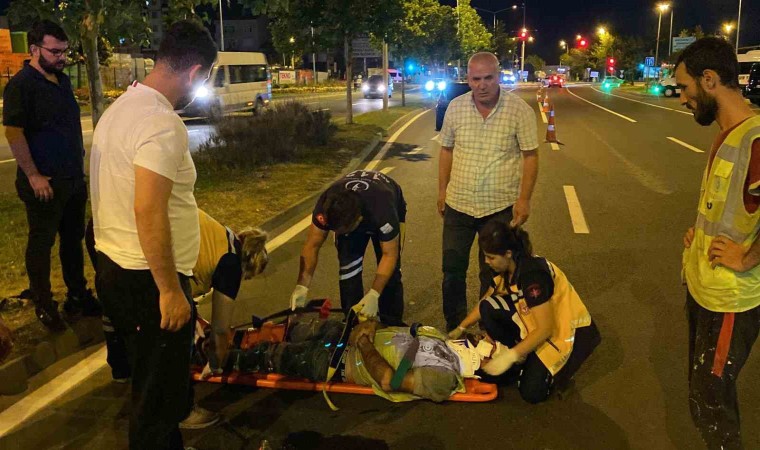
[439,87,538,218]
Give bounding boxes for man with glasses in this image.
[3,20,100,332]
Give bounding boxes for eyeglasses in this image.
[36,45,70,58]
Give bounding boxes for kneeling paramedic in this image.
[290,170,407,325]
[449,220,601,403]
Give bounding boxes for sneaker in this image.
[36,302,67,332]
[179,405,220,430]
[64,289,102,317]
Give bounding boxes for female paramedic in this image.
[448,220,600,403]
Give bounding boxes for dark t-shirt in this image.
[513,256,554,308]
[312,170,406,241]
[210,238,243,300]
[2,63,85,179]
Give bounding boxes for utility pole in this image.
[218,0,225,51]
[456,0,460,81]
[668,8,674,57]
[311,25,317,85]
[520,2,526,81]
[736,0,743,53]
[382,40,389,112]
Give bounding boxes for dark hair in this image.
[675,37,740,90]
[28,20,68,47]
[478,220,533,257]
[323,190,362,231]
[157,20,217,73]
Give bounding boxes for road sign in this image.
[352,34,381,58]
[645,57,655,67]
[672,36,697,53]
[590,71,599,78]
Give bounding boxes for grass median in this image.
[0,102,424,362]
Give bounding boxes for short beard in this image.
[692,83,718,126]
[39,53,65,75]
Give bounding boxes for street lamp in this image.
[723,22,734,41]
[289,36,295,68]
[597,27,606,36]
[511,2,527,81]
[655,3,670,70]
[473,7,514,31]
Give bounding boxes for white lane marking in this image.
[365,109,431,171]
[550,143,560,151]
[667,137,705,153]
[0,346,108,437]
[0,158,15,164]
[188,129,203,134]
[589,86,691,116]
[563,185,590,234]
[380,166,395,174]
[538,102,548,124]
[407,146,425,155]
[566,87,637,123]
[0,110,425,434]
[431,134,440,141]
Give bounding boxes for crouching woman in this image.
[450,220,601,403]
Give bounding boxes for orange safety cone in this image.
[542,95,550,113]
[545,101,563,145]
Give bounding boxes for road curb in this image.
[0,317,105,396]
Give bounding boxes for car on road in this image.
[435,81,471,131]
[656,76,680,97]
[743,63,760,106]
[501,70,516,85]
[601,76,624,90]
[362,75,393,99]
[425,78,448,97]
[546,74,565,88]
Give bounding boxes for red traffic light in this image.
[579,39,587,48]
[607,57,616,65]
[519,30,528,41]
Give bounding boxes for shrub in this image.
[195,101,336,170]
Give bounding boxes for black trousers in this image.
[15,175,88,306]
[687,291,760,450]
[442,205,513,331]
[336,229,404,325]
[96,252,195,450]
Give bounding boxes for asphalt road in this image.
[2,85,760,450]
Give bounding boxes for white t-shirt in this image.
[90,82,199,275]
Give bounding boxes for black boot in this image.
[35,300,67,332]
[64,289,102,317]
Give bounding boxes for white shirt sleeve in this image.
[517,100,539,152]
[132,114,189,181]
[439,99,457,148]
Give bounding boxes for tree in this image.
[454,0,492,63]
[491,21,518,67]
[269,18,307,68]
[386,0,456,68]
[524,54,545,72]
[8,0,150,127]
[246,0,404,124]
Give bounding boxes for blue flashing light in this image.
[407,63,415,72]
[638,63,645,70]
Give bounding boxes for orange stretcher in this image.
[191,321,498,402]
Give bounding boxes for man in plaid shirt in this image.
[438,52,539,332]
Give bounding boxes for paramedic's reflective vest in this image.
[347,326,466,402]
[684,116,760,313]
[191,209,238,298]
[487,260,591,376]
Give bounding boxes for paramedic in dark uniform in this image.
[290,170,406,325]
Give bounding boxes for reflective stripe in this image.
[494,295,510,310]
[225,227,237,254]
[102,324,116,332]
[339,266,363,280]
[694,212,745,243]
[340,257,363,271]
[484,296,500,310]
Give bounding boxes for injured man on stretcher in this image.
[220,317,496,403]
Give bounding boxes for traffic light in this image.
[607,57,616,74]
[577,38,587,48]
[519,29,528,41]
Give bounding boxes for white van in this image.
[183,52,272,117]
[738,50,760,87]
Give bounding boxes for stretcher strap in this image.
[390,337,419,390]
[322,305,362,411]
[711,312,735,378]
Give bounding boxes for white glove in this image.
[357,289,380,318]
[481,342,522,376]
[448,326,466,340]
[290,285,309,311]
[200,362,223,380]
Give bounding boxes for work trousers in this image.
[336,229,404,326]
[687,291,760,450]
[442,204,513,331]
[96,252,195,450]
[16,174,88,306]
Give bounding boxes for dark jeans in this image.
[96,252,195,450]
[480,321,601,404]
[15,174,88,306]
[687,291,760,450]
[239,319,344,381]
[336,229,404,325]
[442,205,513,331]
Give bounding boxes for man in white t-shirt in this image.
[89,21,216,450]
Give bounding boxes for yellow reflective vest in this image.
[683,115,760,313]
[190,209,237,298]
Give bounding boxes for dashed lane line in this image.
[563,185,590,234]
[550,143,560,151]
[538,102,548,124]
[589,86,691,116]
[667,137,705,153]
[364,109,431,171]
[566,87,637,123]
[380,166,395,174]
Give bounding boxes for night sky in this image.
[447,0,760,63]
[0,0,756,63]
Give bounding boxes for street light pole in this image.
[668,8,674,57]
[520,2,526,80]
[311,26,317,85]
[736,0,742,53]
[655,8,663,68]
